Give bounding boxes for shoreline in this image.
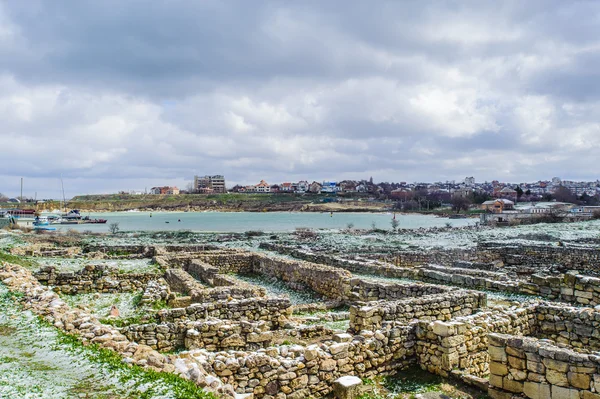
[38,209,479,219]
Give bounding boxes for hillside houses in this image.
[149,186,180,195]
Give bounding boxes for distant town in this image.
[142,174,600,204]
[3,174,600,226]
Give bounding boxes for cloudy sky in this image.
[1,1,599,198]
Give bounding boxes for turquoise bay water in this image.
[45,211,475,233]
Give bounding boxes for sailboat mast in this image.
[61,175,66,212]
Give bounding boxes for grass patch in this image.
[0,324,17,336]
[358,367,443,399]
[54,333,217,399]
[151,299,169,310]
[358,366,490,399]
[98,315,147,328]
[0,251,39,269]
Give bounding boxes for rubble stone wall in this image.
[535,303,600,352]
[261,243,600,307]
[349,290,487,332]
[164,268,205,295]
[348,278,455,302]
[528,272,600,306]
[83,245,156,258]
[191,323,417,398]
[34,265,159,294]
[480,243,600,275]
[416,307,536,378]
[197,248,355,300]
[487,333,600,399]
[156,297,293,329]
[252,254,352,300]
[194,252,255,274]
[123,319,273,352]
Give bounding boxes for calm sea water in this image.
[42,211,476,233]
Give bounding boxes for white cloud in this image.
[1,1,600,196]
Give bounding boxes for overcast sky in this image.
[1,1,599,198]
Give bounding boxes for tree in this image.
[525,189,531,196]
[451,196,472,213]
[553,186,576,203]
[0,193,7,202]
[469,191,491,205]
[108,222,120,235]
[515,186,524,199]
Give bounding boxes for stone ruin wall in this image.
[347,278,455,302]
[479,243,600,276]
[33,264,159,294]
[535,304,600,352]
[191,324,417,399]
[487,333,600,399]
[122,319,274,353]
[261,243,600,307]
[416,307,536,379]
[349,290,487,332]
[156,297,293,330]
[194,248,466,304]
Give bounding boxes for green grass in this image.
[357,367,443,399]
[54,333,217,399]
[98,315,146,328]
[0,251,39,269]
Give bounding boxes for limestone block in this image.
[551,385,580,399]
[489,361,508,376]
[526,360,545,374]
[502,377,523,393]
[543,358,570,372]
[567,371,591,389]
[523,381,551,399]
[508,355,526,369]
[488,387,513,399]
[546,369,569,387]
[333,333,352,343]
[489,346,507,362]
[332,376,362,399]
[489,373,503,388]
[432,321,455,337]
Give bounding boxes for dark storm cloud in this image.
[0,0,599,197]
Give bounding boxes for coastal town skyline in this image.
[2,174,599,201]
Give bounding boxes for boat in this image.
[33,216,49,226]
[47,215,61,224]
[62,209,83,220]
